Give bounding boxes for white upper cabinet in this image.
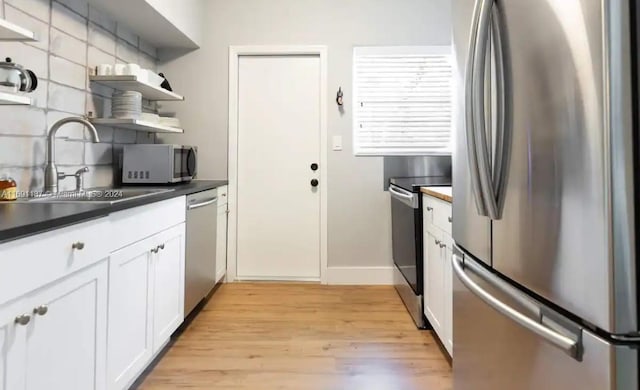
[87,0,203,49]
[144,0,204,47]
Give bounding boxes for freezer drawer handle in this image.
[187,197,218,210]
[452,252,582,360]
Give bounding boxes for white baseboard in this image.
[326,266,395,285]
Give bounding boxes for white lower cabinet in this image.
[423,193,453,357]
[215,185,228,284]
[424,229,445,340]
[107,223,185,390]
[107,236,155,390]
[0,296,27,390]
[152,224,186,350]
[26,261,108,390]
[443,233,454,355]
[0,260,108,390]
[216,202,228,283]
[0,197,188,390]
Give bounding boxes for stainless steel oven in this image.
[389,176,450,329]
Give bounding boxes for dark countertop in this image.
[0,180,228,245]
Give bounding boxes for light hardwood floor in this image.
[138,283,452,390]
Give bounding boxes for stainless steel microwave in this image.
[122,144,197,184]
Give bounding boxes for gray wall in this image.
[0,0,159,192]
[159,0,452,268]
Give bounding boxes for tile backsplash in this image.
[0,0,159,192]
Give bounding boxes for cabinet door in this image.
[0,298,29,390]
[108,237,156,390]
[422,218,430,318]
[152,223,185,352]
[443,234,454,356]
[216,204,228,283]
[25,260,108,390]
[424,229,445,337]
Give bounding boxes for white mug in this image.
[96,63,112,76]
[114,64,126,75]
[124,63,141,77]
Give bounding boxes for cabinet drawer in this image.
[423,195,452,235]
[110,196,185,251]
[0,218,110,305]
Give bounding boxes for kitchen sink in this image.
[17,188,175,204]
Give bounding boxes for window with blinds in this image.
[353,46,453,156]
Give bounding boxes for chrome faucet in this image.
[58,166,90,192]
[45,117,100,193]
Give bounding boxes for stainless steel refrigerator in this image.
[452,0,639,388]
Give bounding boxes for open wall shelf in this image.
[89,118,184,134]
[89,75,184,101]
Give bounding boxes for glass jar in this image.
[0,175,17,201]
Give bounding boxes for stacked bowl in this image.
[112,91,142,119]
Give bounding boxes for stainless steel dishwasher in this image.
[184,189,218,317]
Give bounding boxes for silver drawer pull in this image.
[33,305,48,316]
[448,216,452,223]
[159,243,165,250]
[435,239,441,245]
[72,242,85,250]
[151,247,159,254]
[439,243,446,249]
[426,206,433,211]
[15,314,31,325]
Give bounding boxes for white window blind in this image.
[353,46,453,156]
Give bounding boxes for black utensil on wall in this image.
[158,72,173,92]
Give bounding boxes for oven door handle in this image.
[389,185,418,209]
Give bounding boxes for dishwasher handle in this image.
[187,196,218,210]
[389,185,418,209]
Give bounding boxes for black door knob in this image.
[310,179,319,187]
[310,163,318,171]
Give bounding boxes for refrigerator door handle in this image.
[452,252,583,360]
[472,0,500,220]
[490,4,510,218]
[464,0,488,216]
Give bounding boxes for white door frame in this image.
[227,45,329,284]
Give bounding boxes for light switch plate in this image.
[332,136,343,151]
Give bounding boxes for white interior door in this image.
[236,54,321,280]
